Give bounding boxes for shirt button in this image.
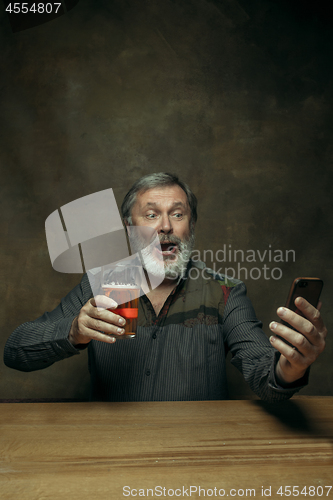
[145,369,150,376]
[152,333,157,339]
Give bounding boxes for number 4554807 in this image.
[5,3,62,14]
[277,486,332,496]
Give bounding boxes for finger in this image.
[276,307,317,344]
[276,306,324,345]
[269,321,313,355]
[269,334,309,370]
[294,297,326,333]
[87,304,127,330]
[83,313,126,337]
[79,325,118,344]
[91,295,118,310]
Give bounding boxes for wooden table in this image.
[0,398,332,499]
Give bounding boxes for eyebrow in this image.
[142,201,187,210]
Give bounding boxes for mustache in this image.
[158,235,182,245]
[129,229,194,255]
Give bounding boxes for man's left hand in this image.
[269,298,327,386]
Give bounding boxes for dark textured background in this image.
[1,0,332,399]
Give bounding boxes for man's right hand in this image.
[68,295,126,346]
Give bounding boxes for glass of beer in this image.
[101,261,141,339]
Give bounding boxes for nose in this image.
[158,213,173,234]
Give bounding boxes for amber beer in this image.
[102,285,140,338]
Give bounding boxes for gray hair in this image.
[121,172,198,226]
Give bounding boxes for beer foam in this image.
[102,283,139,289]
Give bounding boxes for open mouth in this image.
[157,242,178,256]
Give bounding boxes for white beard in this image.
[129,228,195,280]
[139,233,195,280]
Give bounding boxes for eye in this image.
[145,213,158,219]
[172,213,183,219]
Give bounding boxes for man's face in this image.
[129,185,194,279]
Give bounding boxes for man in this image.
[4,173,327,401]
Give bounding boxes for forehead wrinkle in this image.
[142,201,187,210]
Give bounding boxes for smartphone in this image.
[282,277,323,329]
[285,277,323,310]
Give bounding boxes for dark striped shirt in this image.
[4,260,307,401]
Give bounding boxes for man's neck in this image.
[150,276,178,295]
[145,277,179,316]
